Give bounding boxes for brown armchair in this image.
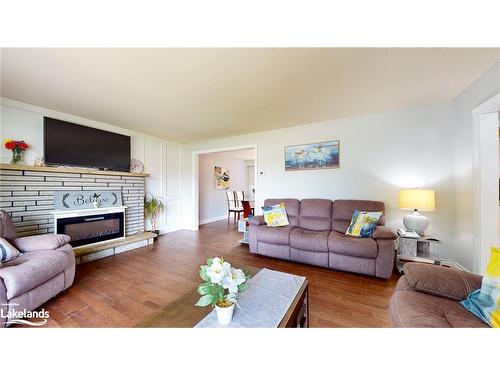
[390,263,488,328]
[0,210,75,327]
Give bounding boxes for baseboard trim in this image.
[199,215,227,225]
[158,225,181,235]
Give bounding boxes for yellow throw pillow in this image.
[460,246,500,327]
[262,203,289,227]
[486,246,500,277]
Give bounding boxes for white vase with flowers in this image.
[195,257,250,325]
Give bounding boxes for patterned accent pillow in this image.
[345,210,383,238]
[0,237,21,262]
[263,203,289,227]
[460,246,500,327]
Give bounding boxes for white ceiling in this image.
[1,48,499,143]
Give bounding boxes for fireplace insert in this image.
[56,212,125,247]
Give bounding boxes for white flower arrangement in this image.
[195,257,250,308]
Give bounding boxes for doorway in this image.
[473,93,500,273]
[194,145,257,229]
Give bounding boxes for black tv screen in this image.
[44,117,131,172]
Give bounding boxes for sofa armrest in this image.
[249,215,266,226]
[372,226,397,240]
[12,234,71,252]
[403,263,483,301]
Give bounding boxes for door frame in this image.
[472,92,500,273]
[192,144,258,230]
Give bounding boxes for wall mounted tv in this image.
[44,117,131,172]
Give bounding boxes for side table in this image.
[238,218,250,244]
[396,235,442,272]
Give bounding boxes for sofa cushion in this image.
[300,199,332,218]
[298,199,332,231]
[390,286,488,328]
[329,252,376,276]
[328,231,378,258]
[257,225,293,245]
[290,228,329,252]
[264,199,300,226]
[291,248,328,267]
[0,249,72,299]
[0,210,17,240]
[257,242,290,260]
[331,220,349,233]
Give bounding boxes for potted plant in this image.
[3,139,29,164]
[144,195,165,240]
[195,257,250,325]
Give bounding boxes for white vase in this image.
[215,303,235,325]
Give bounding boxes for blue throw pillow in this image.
[0,237,21,262]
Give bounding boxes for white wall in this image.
[198,151,250,223]
[183,103,457,259]
[452,61,500,272]
[0,98,183,234]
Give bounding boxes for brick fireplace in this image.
[0,164,153,262]
[0,165,145,237]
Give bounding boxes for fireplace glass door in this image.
[57,212,125,247]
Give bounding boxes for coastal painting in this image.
[284,140,340,171]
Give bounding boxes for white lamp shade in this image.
[399,189,435,211]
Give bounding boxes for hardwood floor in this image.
[28,221,400,328]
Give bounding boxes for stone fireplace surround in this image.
[0,163,154,263]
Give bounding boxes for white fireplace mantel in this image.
[52,206,127,220]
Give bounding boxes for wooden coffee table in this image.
[135,266,309,328]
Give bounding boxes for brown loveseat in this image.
[390,263,488,328]
[249,199,397,279]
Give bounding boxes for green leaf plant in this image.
[144,194,165,232]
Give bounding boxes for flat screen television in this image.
[44,117,131,172]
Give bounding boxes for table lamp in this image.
[398,189,435,235]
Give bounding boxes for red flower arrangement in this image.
[4,140,29,150]
[3,139,29,164]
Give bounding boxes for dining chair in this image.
[226,190,243,224]
[234,190,245,205]
[241,200,254,218]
